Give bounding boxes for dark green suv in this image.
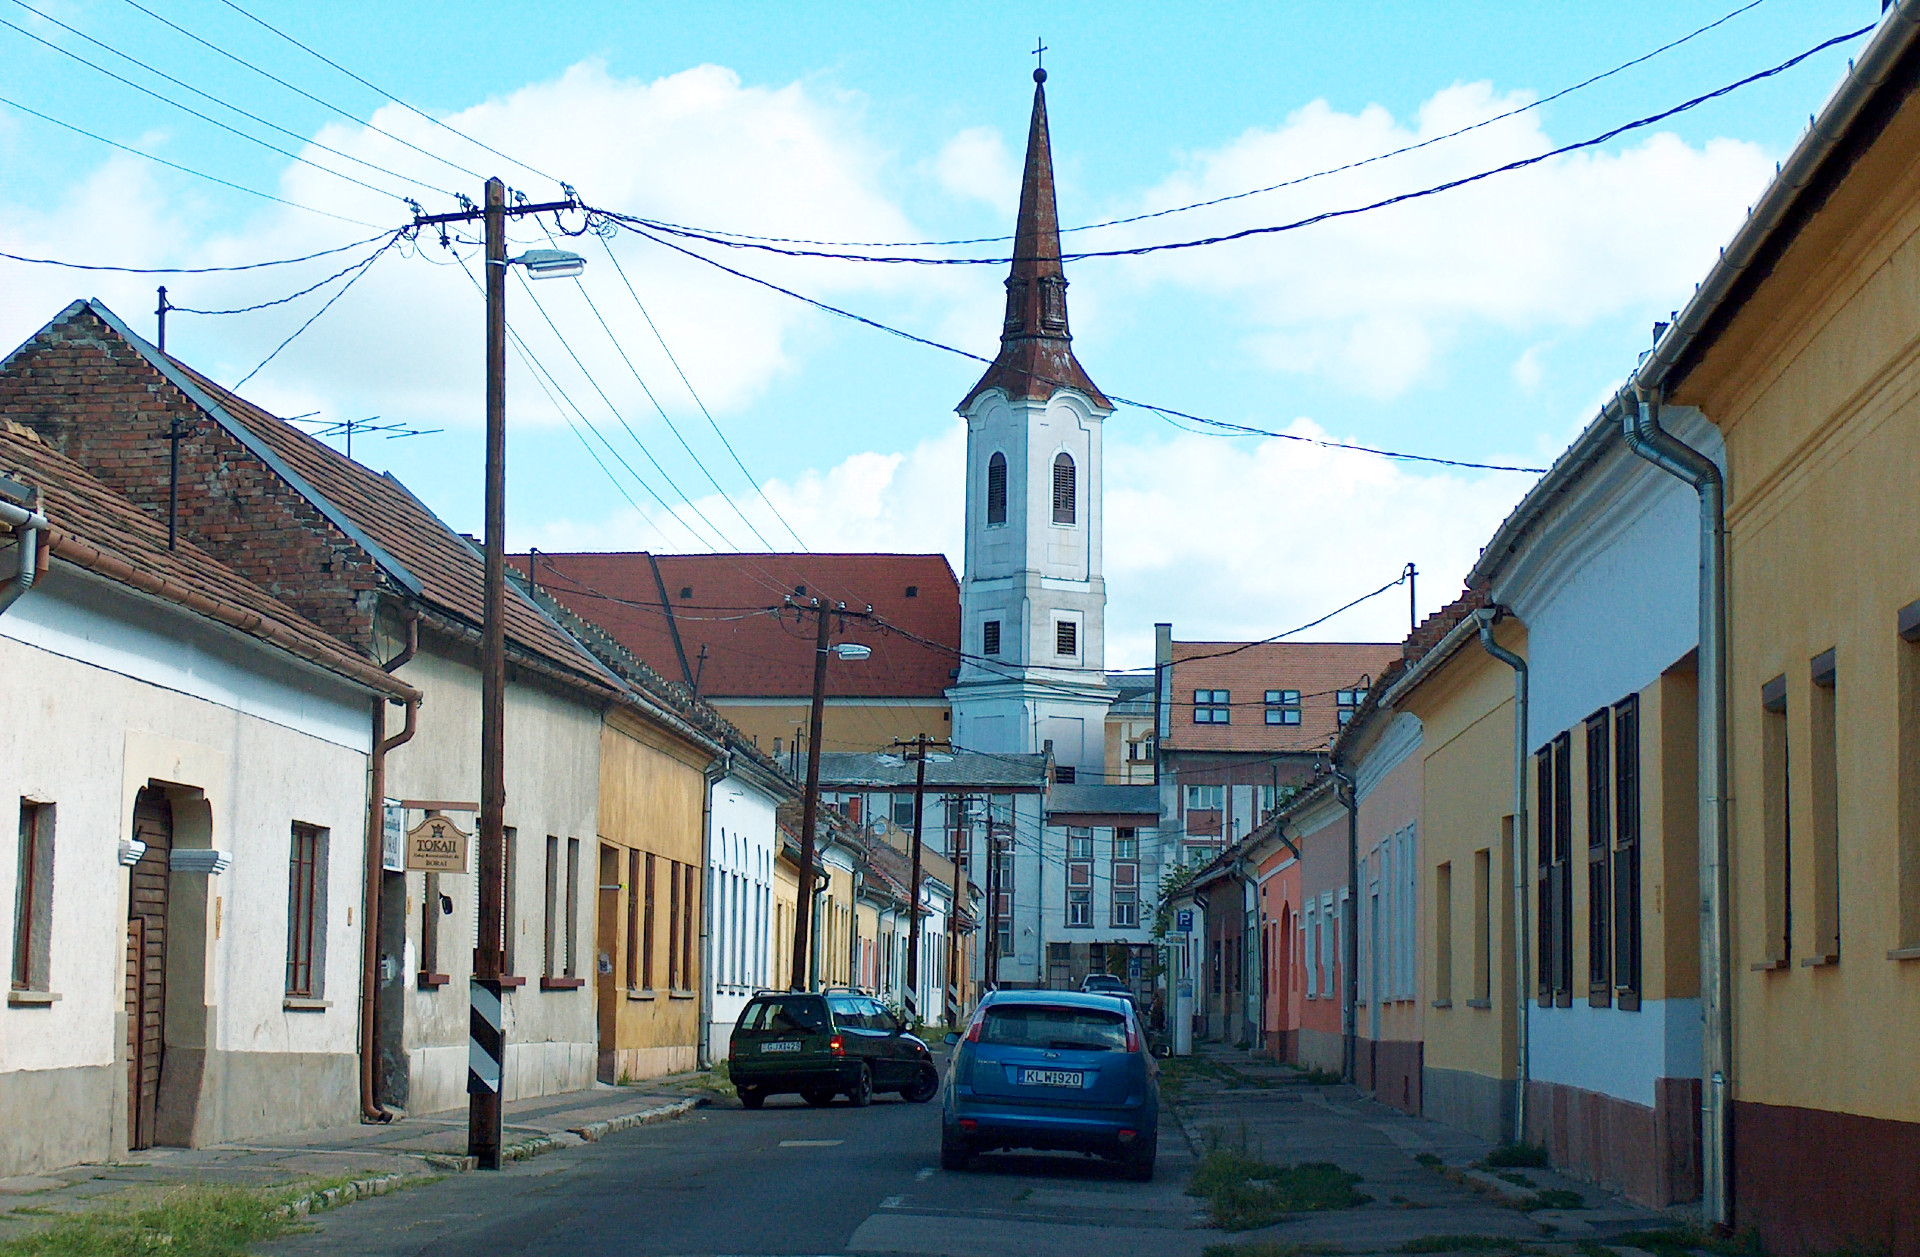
[729,990,940,1109]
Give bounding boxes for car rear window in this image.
[740,996,827,1034]
[980,1004,1127,1052]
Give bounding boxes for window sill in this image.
[497,975,527,989]
[417,972,450,989]
[1430,999,1452,1009]
[1749,959,1790,972]
[1887,946,1920,961]
[669,989,696,1000]
[540,976,586,991]
[627,988,656,1001]
[1466,998,1492,1010]
[1800,954,1840,968]
[283,997,330,1012]
[7,989,59,1007]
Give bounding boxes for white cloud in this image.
[930,126,1018,208]
[1102,82,1773,398]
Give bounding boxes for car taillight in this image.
[1125,1020,1139,1053]
[964,1014,984,1043]
[829,1034,845,1056]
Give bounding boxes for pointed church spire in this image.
[960,68,1109,411]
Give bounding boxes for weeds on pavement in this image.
[1201,1243,1349,1257]
[1289,1064,1343,1086]
[1611,1226,1769,1257]
[1187,1149,1369,1231]
[1518,1187,1583,1211]
[1477,1143,1548,1169]
[0,1186,294,1257]
[1398,1237,1541,1255]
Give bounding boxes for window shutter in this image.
[986,452,1007,525]
[1052,453,1076,524]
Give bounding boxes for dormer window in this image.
[987,452,1008,526]
[1052,453,1076,525]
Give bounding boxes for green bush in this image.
[1188,1151,1369,1231]
[1478,1142,1548,1169]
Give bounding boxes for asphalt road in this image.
[258,1080,1205,1257]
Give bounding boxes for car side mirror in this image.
[943,1032,960,1046]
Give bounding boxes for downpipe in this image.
[0,494,50,617]
[1625,386,1732,1229]
[1329,763,1359,1086]
[696,750,730,1070]
[1473,607,1531,1146]
[360,612,418,1123]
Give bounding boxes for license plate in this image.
[759,1040,802,1053]
[1019,1068,1084,1088]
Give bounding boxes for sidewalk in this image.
[1167,1043,1690,1254]
[0,1074,720,1243]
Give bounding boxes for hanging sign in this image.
[381,803,406,872]
[404,815,470,873]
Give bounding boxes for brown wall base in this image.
[1734,1099,1920,1257]
[1526,1076,1700,1208]
[1263,1029,1299,1065]
[1357,1038,1422,1114]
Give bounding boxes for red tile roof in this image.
[1,421,413,699]
[1165,640,1400,754]
[516,551,961,701]
[173,365,612,692]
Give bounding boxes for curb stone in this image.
[272,1172,411,1220]
[567,1096,705,1142]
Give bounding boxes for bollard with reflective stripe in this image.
[468,978,502,1169]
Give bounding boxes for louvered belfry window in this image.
[987,452,1008,525]
[1052,453,1076,524]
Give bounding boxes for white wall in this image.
[707,769,779,1048]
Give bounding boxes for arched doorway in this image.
[125,786,172,1150]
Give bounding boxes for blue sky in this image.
[0,0,1878,664]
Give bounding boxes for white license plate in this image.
[1019,1068,1084,1088]
[760,1041,802,1053]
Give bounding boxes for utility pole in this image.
[1405,561,1418,634]
[895,734,950,1026]
[410,180,579,1172]
[785,596,875,992]
[944,795,970,1027]
[155,286,171,354]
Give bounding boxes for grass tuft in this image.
[1477,1142,1548,1169]
[0,1186,293,1257]
[1202,1244,1349,1257]
[1187,1150,1369,1231]
[1519,1187,1584,1211]
[1398,1238,1534,1255]
[1414,1153,1443,1168]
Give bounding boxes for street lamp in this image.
[512,248,586,280]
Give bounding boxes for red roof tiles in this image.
[1166,640,1399,754]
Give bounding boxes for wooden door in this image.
[595,845,619,1084]
[126,787,172,1151]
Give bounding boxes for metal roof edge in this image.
[1465,400,1627,592]
[83,300,425,598]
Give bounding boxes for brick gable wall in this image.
[0,307,382,652]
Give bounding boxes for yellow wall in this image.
[595,706,709,1081]
[1672,85,1920,1125]
[708,700,949,759]
[1104,714,1155,785]
[772,854,799,991]
[1402,623,1524,1087]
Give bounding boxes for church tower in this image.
[947,67,1116,781]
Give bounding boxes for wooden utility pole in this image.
[944,794,971,1027]
[895,734,950,1026]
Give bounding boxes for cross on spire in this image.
[1032,37,1047,82]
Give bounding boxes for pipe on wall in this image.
[696,749,731,1070]
[359,611,418,1123]
[0,494,50,617]
[1473,607,1531,1147]
[1624,387,1731,1228]
[1328,764,1359,1085]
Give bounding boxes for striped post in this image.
[468,978,502,1169]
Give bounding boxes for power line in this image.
[613,216,1549,475]
[0,15,418,206]
[595,232,809,550]
[168,234,404,313]
[0,92,381,228]
[5,0,457,201]
[613,19,1871,269]
[117,0,487,189]
[636,0,1769,252]
[0,231,395,273]
[212,0,563,190]
[234,232,398,387]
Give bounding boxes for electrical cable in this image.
[0,230,395,273]
[595,233,810,550]
[5,0,458,200]
[0,92,381,228]
[612,20,1871,268]
[167,233,404,314]
[117,0,487,188]
[234,232,398,387]
[0,16,418,206]
[614,216,1548,474]
[211,0,564,189]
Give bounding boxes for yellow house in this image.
[1632,9,1920,1249]
[1391,600,1523,1147]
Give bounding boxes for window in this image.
[1303,905,1319,997]
[983,620,1001,656]
[1193,690,1231,724]
[12,801,53,993]
[1761,675,1791,966]
[1613,697,1643,1004]
[986,452,1008,525]
[893,794,917,829]
[682,862,696,990]
[1051,453,1075,525]
[565,837,580,979]
[1047,942,1071,989]
[1055,619,1077,657]
[625,851,642,989]
[1809,650,1840,963]
[1112,859,1139,928]
[1536,735,1573,1005]
[1585,709,1612,1006]
[285,823,325,998]
[1336,688,1367,726]
[1113,828,1138,860]
[1055,766,1076,784]
[1068,828,1093,859]
[1473,842,1493,1005]
[502,827,518,975]
[544,836,561,978]
[1264,690,1302,726]
[1898,602,1920,951]
[1185,784,1224,811]
[1067,855,1092,927]
[1434,862,1452,1005]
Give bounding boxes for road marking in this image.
[914,1167,935,1180]
[778,1139,844,1147]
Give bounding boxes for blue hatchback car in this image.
[941,990,1159,1180]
